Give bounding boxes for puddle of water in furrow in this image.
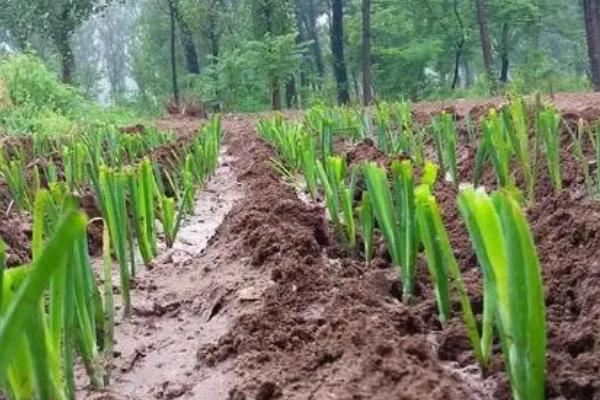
[79,147,244,400]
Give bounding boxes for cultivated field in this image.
[1,93,599,400]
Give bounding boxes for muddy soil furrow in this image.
[76,108,600,400]
[196,117,495,400]
[77,116,491,400]
[203,115,599,399]
[80,139,249,399]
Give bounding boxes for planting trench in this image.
[73,105,598,399]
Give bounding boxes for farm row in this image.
[246,98,600,399]
[0,117,222,399]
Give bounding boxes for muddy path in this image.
[79,141,246,398]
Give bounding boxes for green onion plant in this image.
[359,191,374,267]
[506,99,535,201]
[538,107,562,193]
[432,112,459,186]
[99,167,131,317]
[317,156,356,251]
[459,186,546,399]
[363,161,418,301]
[415,185,485,372]
[564,119,593,196]
[482,109,513,188]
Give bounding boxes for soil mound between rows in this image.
[197,117,491,400]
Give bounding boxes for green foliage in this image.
[477,109,514,189]
[506,99,535,201]
[432,112,459,186]
[363,161,418,301]
[0,203,88,399]
[0,0,595,111]
[538,106,562,193]
[391,160,418,300]
[415,185,486,373]
[99,167,131,317]
[459,186,546,400]
[359,192,374,267]
[0,54,138,136]
[564,119,592,196]
[0,54,79,112]
[317,156,356,251]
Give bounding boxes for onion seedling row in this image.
[0,116,223,399]
[257,107,550,400]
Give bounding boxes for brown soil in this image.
[412,92,600,124]
[181,96,208,119]
[345,138,392,167]
[150,118,209,179]
[2,93,600,399]
[196,117,493,399]
[0,210,31,267]
[155,117,204,140]
[78,188,104,256]
[198,103,599,399]
[528,193,600,399]
[119,124,146,135]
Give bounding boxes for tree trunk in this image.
[500,55,509,83]
[210,35,221,111]
[168,0,180,109]
[361,0,373,105]
[210,36,219,62]
[331,0,350,105]
[58,40,75,84]
[286,77,297,109]
[294,0,310,106]
[499,22,510,83]
[174,4,200,75]
[451,39,464,89]
[260,0,281,110]
[352,69,361,100]
[463,55,473,88]
[271,76,282,110]
[53,29,74,84]
[583,0,600,91]
[474,0,496,92]
[304,0,325,81]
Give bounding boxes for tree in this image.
[474,0,496,91]
[166,0,180,108]
[180,0,230,110]
[362,0,373,105]
[331,0,350,104]
[0,0,120,83]
[296,0,326,83]
[422,0,469,90]
[173,0,200,75]
[97,4,135,102]
[251,0,294,110]
[583,0,600,91]
[0,2,37,49]
[499,22,510,83]
[73,21,103,97]
[486,0,538,86]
